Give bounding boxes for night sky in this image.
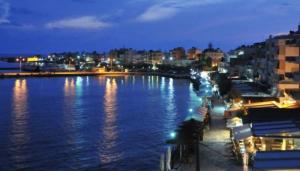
[0,0,300,54]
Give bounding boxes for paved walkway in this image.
[178,97,251,171]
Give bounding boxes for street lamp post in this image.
[19,59,22,72]
[16,57,26,72]
[69,60,71,72]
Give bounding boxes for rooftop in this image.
[244,108,300,123]
[254,150,300,170]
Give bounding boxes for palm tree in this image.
[167,118,204,171]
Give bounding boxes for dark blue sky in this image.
[0,0,299,54]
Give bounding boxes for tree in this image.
[215,73,232,96]
[167,118,203,171]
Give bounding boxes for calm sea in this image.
[0,76,203,171]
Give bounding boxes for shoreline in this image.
[0,71,191,79]
[0,71,142,78]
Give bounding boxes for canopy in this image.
[252,120,300,137]
[232,124,252,141]
[226,117,243,128]
[254,150,300,170]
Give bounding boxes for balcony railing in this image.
[285,72,300,82]
[286,56,300,64]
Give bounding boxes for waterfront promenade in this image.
[0,71,142,78]
[179,97,248,171]
[0,71,190,79]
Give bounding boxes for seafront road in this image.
[179,97,250,171]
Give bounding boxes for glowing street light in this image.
[170,132,176,139]
[238,51,244,56]
[189,108,193,113]
[16,57,26,72]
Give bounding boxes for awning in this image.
[253,150,300,170]
[252,120,300,137]
[232,124,252,141]
[226,117,243,128]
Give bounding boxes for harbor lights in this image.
[15,57,26,72]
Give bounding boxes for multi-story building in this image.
[202,43,224,67]
[170,47,186,60]
[148,50,164,65]
[247,25,300,97]
[109,48,129,64]
[237,25,300,102]
[187,47,201,60]
[271,30,300,103]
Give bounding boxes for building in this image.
[148,50,164,65]
[109,48,137,64]
[202,43,224,68]
[230,25,300,104]
[170,47,186,60]
[260,25,300,102]
[187,47,201,60]
[229,108,300,169]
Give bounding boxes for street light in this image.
[16,57,26,72]
[170,131,176,139]
[189,108,193,113]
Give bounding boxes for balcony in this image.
[275,68,285,75]
[286,56,300,64]
[285,72,300,82]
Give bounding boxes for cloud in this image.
[137,5,178,22]
[0,0,10,24]
[136,0,224,22]
[45,16,111,29]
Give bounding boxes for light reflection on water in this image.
[0,76,202,171]
[100,78,121,165]
[10,79,29,169]
[164,78,177,133]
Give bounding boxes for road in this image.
[178,97,250,171]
